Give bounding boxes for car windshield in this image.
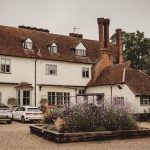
[27,108,40,112]
[0,106,9,110]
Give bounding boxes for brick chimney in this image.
[116,29,124,64]
[97,18,104,49]
[104,19,110,49]
[91,18,112,81]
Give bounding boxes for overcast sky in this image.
[0,0,150,40]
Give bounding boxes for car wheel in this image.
[7,120,12,124]
[21,116,25,123]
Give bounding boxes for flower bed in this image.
[30,125,150,143]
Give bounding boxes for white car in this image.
[0,105,12,124]
[12,106,42,123]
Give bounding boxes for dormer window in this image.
[22,38,33,50]
[48,43,58,53]
[74,42,86,56]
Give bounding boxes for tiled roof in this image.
[88,62,150,96]
[15,82,33,89]
[125,69,150,96]
[0,25,105,64]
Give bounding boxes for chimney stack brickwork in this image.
[104,19,110,49]
[97,18,104,49]
[116,29,124,64]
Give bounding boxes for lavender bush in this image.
[58,101,138,133]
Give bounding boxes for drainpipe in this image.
[110,85,112,104]
[35,59,37,106]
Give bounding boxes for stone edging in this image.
[30,125,150,143]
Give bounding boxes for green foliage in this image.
[7,97,17,106]
[111,30,150,75]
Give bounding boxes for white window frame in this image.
[113,96,124,105]
[47,92,70,106]
[140,96,150,106]
[82,67,89,78]
[23,38,33,50]
[45,64,57,75]
[0,58,11,73]
[48,43,58,53]
[75,49,86,56]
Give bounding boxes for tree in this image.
[111,31,150,75]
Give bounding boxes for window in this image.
[78,89,85,95]
[23,38,33,50]
[113,96,124,105]
[82,67,89,78]
[45,64,57,75]
[140,96,150,106]
[48,43,58,53]
[23,90,30,105]
[48,92,70,106]
[75,49,86,56]
[0,58,11,73]
[17,90,21,105]
[96,95,104,105]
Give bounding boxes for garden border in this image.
[30,125,150,143]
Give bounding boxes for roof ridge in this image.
[136,69,150,79]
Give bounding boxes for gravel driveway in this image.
[0,121,150,150]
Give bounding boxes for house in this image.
[0,18,150,114]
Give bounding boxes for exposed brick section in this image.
[116,29,124,64]
[104,19,110,49]
[97,18,104,49]
[69,33,83,38]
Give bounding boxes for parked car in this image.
[12,106,42,123]
[0,105,12,124]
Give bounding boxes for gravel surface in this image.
[0,121,150,150]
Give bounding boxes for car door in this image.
[12,107,21,120]
[17,107,25,120]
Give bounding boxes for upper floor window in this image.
[75,42,86,56]
[22,38,33,50]
[82,67,89,78]
[75,49,86,56]
[48,43,58,53]
[45,64,57,75]
[0,58,11,73]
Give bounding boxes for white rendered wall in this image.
[86,84,149,113]
[36,59,92,86]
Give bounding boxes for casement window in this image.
[75,49,86,56]
[140,96,150,106]
[48,92,70,106]
[96,95,104,105]
[113,96,124,105]
[78,89,85,95]
[82,67,89,78]
[45,64,57,75]
[17,90,30,105]
[23,38,33,50]
[0,58,11,73]
[48,43,58,53]
[23,90,30,105]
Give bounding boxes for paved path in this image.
[0,121,150,150]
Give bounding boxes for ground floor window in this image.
[140,96,150,106]
[48,92,70,106]
[17,90,31,105]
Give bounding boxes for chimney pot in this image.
[116,29,124,64]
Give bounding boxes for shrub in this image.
[40,98,48,106]
[7,97,17,106]
[59,102,138,133]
